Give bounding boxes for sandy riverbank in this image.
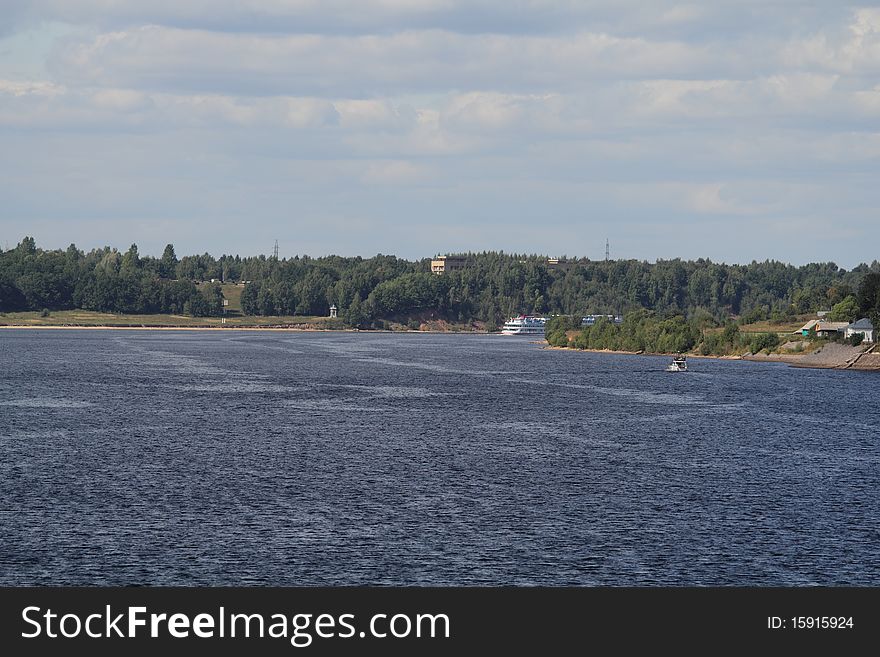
[742,342,880,371]
[545,342,880,371]
[544,345,740,360]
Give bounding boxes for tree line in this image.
[545,312,765,355]
[2,237,878,329]
[545,270,880,356]
[0,238,224,316]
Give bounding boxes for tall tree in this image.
[160,244,178,279]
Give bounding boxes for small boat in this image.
[666,354,688,372]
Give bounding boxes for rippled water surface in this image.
[1,330,878,585]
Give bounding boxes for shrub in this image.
[749,332,780,353]
[545,329,570,347]
[739,306,768,325]
[828,295,860,323]
[769,309,791,325]
[571,329,591,350]
[848,333,864,347]
[722,322,740,344]
[40,308,50,317]
[699,332,720,355]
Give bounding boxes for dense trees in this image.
[545,312,700,354]
[0,238,223,316]
[2,238,878,327]
[827,295,860,323]
[546,313,788,356]
[856,273,880,327]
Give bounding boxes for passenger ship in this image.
[501,315,548,335]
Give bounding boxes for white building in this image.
[581,314,623,326]
[844,318,875,343]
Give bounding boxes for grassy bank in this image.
[0,309,338,328]
[0,309,487,331]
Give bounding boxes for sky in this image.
[1,1,878,267]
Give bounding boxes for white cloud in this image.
[43,26,715,96]
[782,8,880,75]
[91,88,150,111]
[0,79,65,97]
[0,2,878,266]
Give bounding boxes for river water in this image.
[1,330,878,585]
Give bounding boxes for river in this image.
[1,329,878,585]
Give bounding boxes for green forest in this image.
[544,312,787,355]
[2,237,879,335]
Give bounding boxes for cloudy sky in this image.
[1,1,878,266]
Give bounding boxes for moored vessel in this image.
[501,315,547,335]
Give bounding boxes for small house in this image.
[797,319,819,336]
[844,318,875,343]
[813,321,848,339]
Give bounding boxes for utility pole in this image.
[273,239,279,260]
[605,238,610,262]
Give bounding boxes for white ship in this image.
[501,315,547,335]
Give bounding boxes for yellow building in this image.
[431,255,467,274]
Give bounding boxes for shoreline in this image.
[544,343,880,372]
[543,344,742,360]
[0,324,492,334]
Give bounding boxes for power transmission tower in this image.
[273,239,279,260]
